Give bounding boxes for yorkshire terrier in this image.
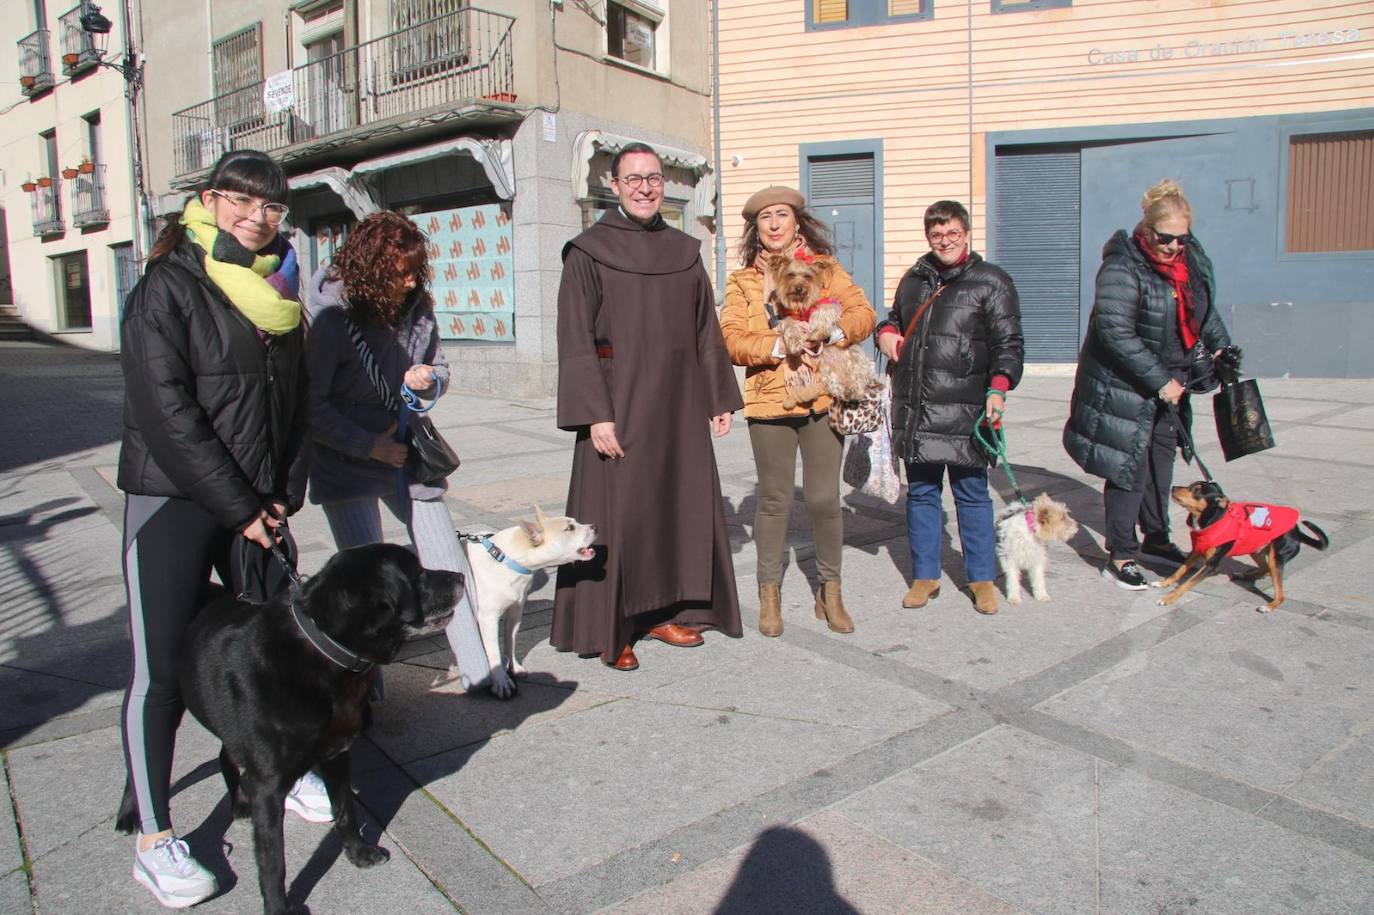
[767,254,875,409]
[995,493,1080,604]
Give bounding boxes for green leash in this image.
[972,412,1028,505]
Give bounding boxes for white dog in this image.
[995,493,1079,604]
[462,507,597,698]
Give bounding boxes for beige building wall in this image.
[716,0,1374,309]
[1,3,139,350]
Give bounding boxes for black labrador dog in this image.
[117,543,462,915]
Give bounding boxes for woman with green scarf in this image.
[115,150,324,908]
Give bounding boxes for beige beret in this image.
[741,185,805,221]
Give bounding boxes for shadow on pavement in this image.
[0,340,123,473]
[714,825,860,915]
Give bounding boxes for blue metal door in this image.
[807,154,879,354]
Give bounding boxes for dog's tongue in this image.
[577,547,595,560]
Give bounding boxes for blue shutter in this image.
[993,149,1081,362]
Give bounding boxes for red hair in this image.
[332,211,431,326]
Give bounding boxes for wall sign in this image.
[1087,26,1360,66]
[415,203,515,343]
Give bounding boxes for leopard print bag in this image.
[827,379,885,435]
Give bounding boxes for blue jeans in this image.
[905,462,996,582]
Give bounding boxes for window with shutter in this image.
[1286,131,1374,253]
[390,0,468,81]
[808,0,930,29]
[212,24,264,130]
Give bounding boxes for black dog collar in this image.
[289,599,376,674]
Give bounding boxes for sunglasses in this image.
[1152,230,1193,247]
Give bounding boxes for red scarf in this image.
[1134,226,1199,348]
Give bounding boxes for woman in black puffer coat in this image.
[1063,179,1231,591]
[877,201,1024,615]
[115,150,320,907]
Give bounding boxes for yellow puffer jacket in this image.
[720,261,876,420]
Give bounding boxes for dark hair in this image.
[923,200,971,233]
[611,142,660,178]
[148,149,289,261]
[736,206,834,267]
[331,211,431,327]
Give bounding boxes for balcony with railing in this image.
[18,30,55,97]
[70,164,109,227]
[31,181,63,236]
[172,6,518,180]
[58,5,102,77]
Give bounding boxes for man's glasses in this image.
[928,229,966,246]
[1152,230,1193,247]
[209,189,290,225]
[614,172,664,189]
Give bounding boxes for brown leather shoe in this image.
[902,579,941,609]
[814,580,854,634]
[758,583,783,637]
[969,580,999,615]
[644,623,704,647]
[604,645,638,670]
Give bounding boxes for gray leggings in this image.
[321,494,491,688]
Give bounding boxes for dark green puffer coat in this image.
[878,252,1025,468]
[1063,231,1231,489]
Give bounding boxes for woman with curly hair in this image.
[306,211,505,696]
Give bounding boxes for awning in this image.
[288,166,379,220]
[352,136,516,199]
[571,130,715,219]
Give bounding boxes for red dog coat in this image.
[1189,502,1300,557]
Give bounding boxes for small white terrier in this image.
[995,493,1079,604]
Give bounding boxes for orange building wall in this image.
[716,0,1374,305]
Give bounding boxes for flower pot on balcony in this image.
[21,181,37,193]
[36,177,52,188]
[78,160,95,174]
[62,167,79,179]
[20,76,36,88]
[482,92,518,103]
[62,53,80,66]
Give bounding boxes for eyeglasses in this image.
[928,228,966,246]
[209,189,290,225]
[614,172,664,189]
[1152,230,1193,247]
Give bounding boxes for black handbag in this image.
[230,522,299,604]
[342,314,460,485]
[1214,377,1275,462]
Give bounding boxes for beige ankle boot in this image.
[969,580,1000,615]
[814,580,854,633]
[758,582,783,637]
[902,579,941,608]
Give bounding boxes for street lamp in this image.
[79,1,143,90]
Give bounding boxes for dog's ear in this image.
[533,504,548,528]
[768,253,791,276]
[811,255,838,283]
[518,518,545,547]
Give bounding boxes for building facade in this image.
[129,0,714,395]
[3,0,141,350]
[715,0,1374,376]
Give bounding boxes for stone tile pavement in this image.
[1,341,1371,913]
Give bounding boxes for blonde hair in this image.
[1141,179,1192,228]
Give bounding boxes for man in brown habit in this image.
[552,142,744,671]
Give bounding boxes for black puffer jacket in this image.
[1063,231,1230,489]
[878,252,1025,467]
[117,237,310,531]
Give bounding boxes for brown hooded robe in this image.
[552,209,744,658]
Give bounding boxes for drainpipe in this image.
[711,0,725,297]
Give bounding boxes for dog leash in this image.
[972,416,1028,505]
[268,539,376,675]
[1164,402,1215,483]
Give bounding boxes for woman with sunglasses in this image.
[117,149,321,907]
[1064,178,1233,591]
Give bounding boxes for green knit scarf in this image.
[182,198,301,335]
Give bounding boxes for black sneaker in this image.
[1140,539,1187,564]
[1101,560,1149,590]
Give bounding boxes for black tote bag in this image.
[1213,378,1275,462]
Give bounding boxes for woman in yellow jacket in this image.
[720,186,876,636]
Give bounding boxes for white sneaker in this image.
[132,835,217,909]
[285,769,334,823]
